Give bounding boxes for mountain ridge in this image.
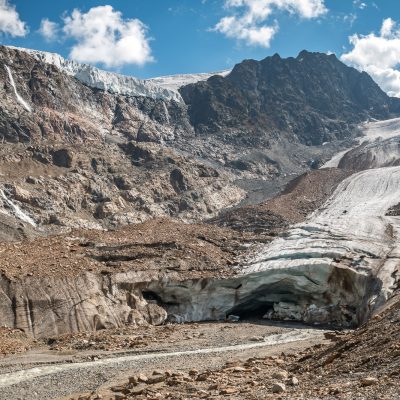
[6,46,230,102]
[180,49,400,146]
[1,45,400,237]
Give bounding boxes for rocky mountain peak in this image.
[181,50,399,146]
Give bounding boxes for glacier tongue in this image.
[145,121,400,327]
[147,167,400,327]
[246,166,400,277]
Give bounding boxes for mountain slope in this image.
[0,46,243,233]
[180,50,400,146]
[1,45,400,237]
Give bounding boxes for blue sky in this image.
[0,0,399,95]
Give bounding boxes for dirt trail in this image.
[0,323,327,400]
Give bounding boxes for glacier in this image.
[149,70,231,91]
[322,117,400,168]
[143,119,400,327]
[9,46,229,103]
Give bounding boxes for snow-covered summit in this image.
[8,46,230,103]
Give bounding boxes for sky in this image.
[0,1,400,96]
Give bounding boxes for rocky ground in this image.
[211,167,353,234]
[0,217,263,280]
[0,140,244,239]
[1,44,400,400]
[0,328,34,358]
[0,320,328,400]
[0,320,303,361]
[56,296,400,400]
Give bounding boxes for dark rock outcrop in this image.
[180,51,399,146]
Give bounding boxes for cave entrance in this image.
[142,290,163,304]
[227,299,274,320]
[142,289,180,307]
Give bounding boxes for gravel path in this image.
[0,327,325,400]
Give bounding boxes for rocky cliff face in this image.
[181,51,399,146]
[0,46,244,234]
[1,46,399,238]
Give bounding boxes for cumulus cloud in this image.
[62,5,153,67]
[214,0,327,47]
[39,18,59,41]
[0,0,27,37]
[341,18,400,97]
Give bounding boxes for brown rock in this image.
[196,374,208,382]
[189,368,199,376]
[272,382,286,393]
[272,370,288,380]
[220,387,239,394]
[360,377,379,387]
[208,383,219,390]
[233,366,247,372]
[137,373,148,383]
[128,376,138,385]
[147,374,166,384]
[272,383,286,393]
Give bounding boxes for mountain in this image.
[1,45,400,400]
[0,45,243,235]
[181,50,400,146]
[1,45,400,238]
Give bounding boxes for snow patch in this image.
[5,65,32,112]
[0,189,36,227]
[148,70,231,91]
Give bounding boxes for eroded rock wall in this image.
[0,261,374,339]
[0,272,167,338]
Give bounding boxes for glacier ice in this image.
[145,120,400,326]
[9,46,229,103]
[148,70,231,91]
[322,117,400,168]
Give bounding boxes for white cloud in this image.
[0,0,27,37]
[215,15,278,47]
[343,13,357,27]
[353,0,367,10]
[341,18,400,97]
[380,17,395,38]
[214,0,327,47]
[62,5,153,67]
[39,18,59,41]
